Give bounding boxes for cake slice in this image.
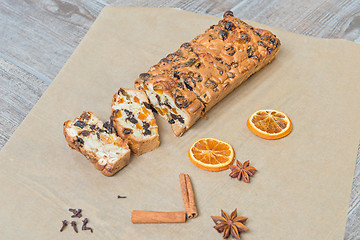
[63,111,131,176]
[111,88,160,156]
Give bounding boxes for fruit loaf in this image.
[135,11,281,136]
[63,111,130,176]
[111,88,160,156]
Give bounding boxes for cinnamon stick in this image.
[131,210,186,223]
[179,173,198,219]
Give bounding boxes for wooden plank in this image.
[0,0,105,80]
[345,146,360,240]
[0,56,49,149]
[100,0,360,42]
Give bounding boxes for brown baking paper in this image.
[1,7,360,239]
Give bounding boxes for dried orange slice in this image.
[188,138,235,172]
[247,109,292,140]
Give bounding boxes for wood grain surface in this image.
[0,0,359,239]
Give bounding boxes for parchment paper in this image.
[1,7,360,239]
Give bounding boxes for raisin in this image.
[151,107,158,114]
[175,96,191,109]
[112,109,119,118]
[142,121,150,129]
[160,58,169,64]
[126,117,138,124]
[143,129,151,136]
[168,119,175,124]
[226,46,235,56]
[89,124,96,130]
[223,11,234,18]
[270,38,277,45]
[251,55,260,61]
[253,30,261,37]
[119,88,127,96]
[75,137,84,146]
[167,53,181,62]
[181,58,196,67]
[219,30,228,40]
[103,121,113,133]
[227,72,235,78]
[80,130,90,137]
[217,68,223,76]
[155,95,161,104]
[240,33,250,42]
[175,50,184,57]
[80,112,91,120]
[181,42,190,48]
[195,62,201,68]
[124,109,133,117]
[181,42,191,49]
[191,72,202,82]
[247,46,254,58]
[177,82,185,89]
[169,113,176,119]
[96,132,100,140]
[139,73,150,79]
[172,65,180,71]
[267,47,273,54]
[164,100,172,109]
[231,62,239,68]
[205,80,218,89]
[184,77,196,91]
[172,89,184,98]
[225,22,234,30]
[74,121,86,129]
[174,71,180,79]
[257,41,265,47]
[225,63,231,70]
[123,128,133,135]
[177,115,184,124]
[143,102,152,109]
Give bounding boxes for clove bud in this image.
[59,220,68,232]
[71,221,78,233]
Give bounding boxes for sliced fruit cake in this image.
[111,88,160,156]
[63,111,131,176]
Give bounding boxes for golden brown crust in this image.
[111,88,160,156]
[63,111,131,176]
[135,11,280,136]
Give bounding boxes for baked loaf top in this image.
[63,111,130,176]
[135,11,280,136]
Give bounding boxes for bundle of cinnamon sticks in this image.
[131,173,198,223]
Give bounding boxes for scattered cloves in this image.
[82,218,93,233]
[69,208,82,218]
[117,195,127,199]
[59,220,68,232]
[71,221,78,233]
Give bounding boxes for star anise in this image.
[229,160,257,183]
[211,209,248,239]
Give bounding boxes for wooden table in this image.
[1,1,359,238]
